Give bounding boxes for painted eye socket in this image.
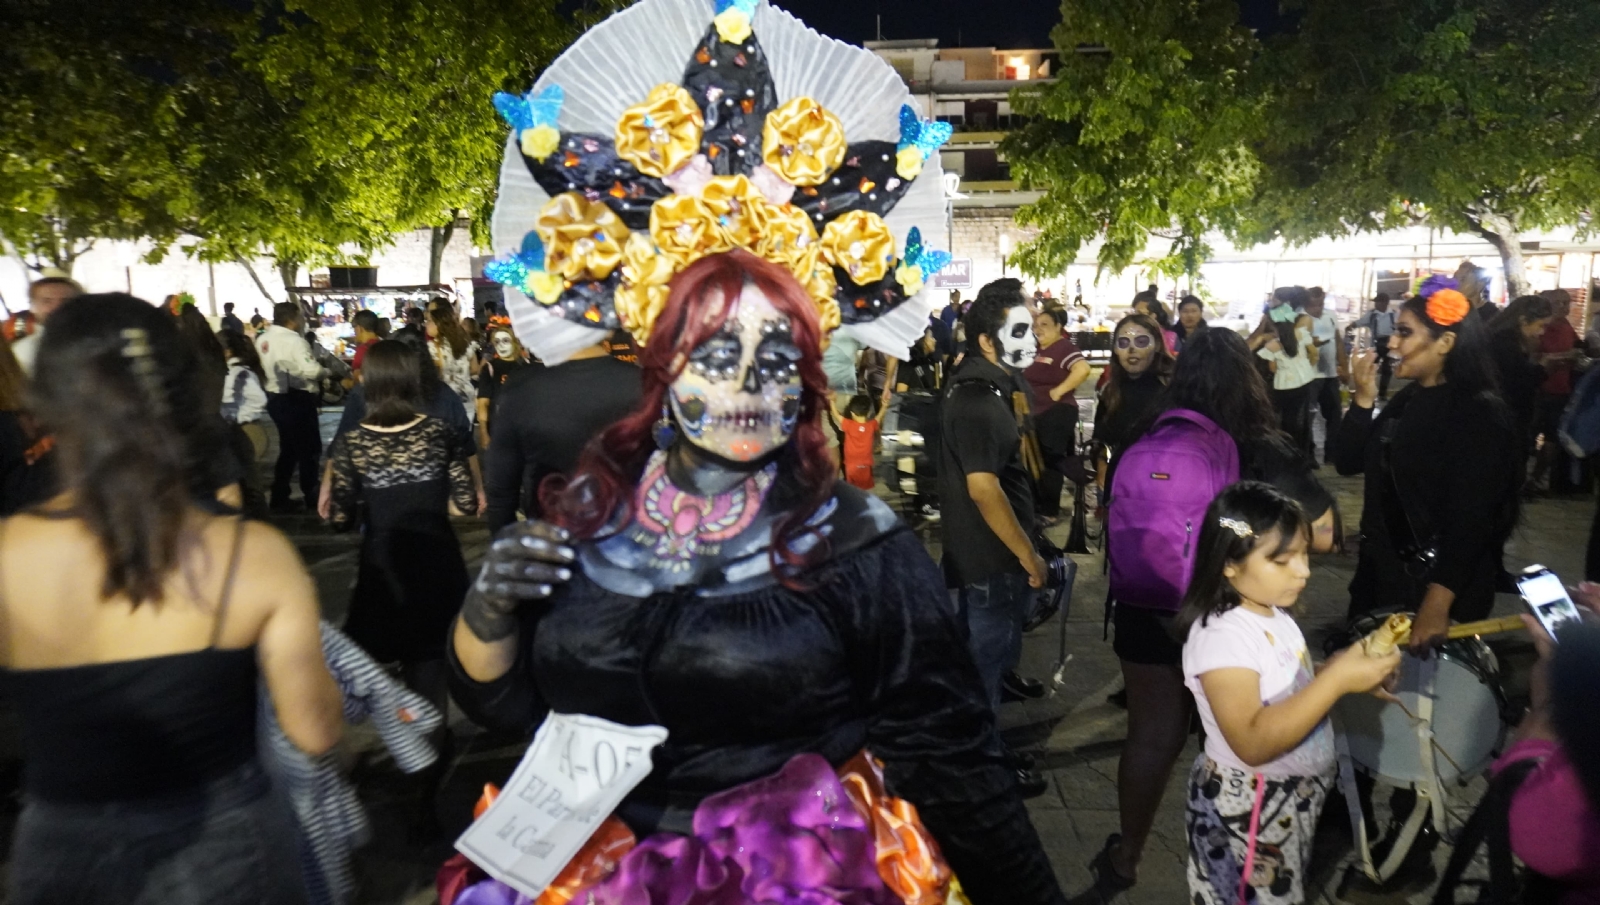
[1010,323,1031,339]
[689,335,742,373]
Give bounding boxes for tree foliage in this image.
[1004,0,1261,277]
[1,0,577,285]
[1243,0,1600,296]
[1006,0,1600,289]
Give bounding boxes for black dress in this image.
[448,483,1066,905]
[328,417,477,662]
[1335,384,1520,621]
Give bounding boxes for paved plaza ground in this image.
[264,455,1594,905]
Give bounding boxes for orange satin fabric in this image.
[837,751,954,905]
[534,818,638,905]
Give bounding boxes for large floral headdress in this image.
[485,0,954,363]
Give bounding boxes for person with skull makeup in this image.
[475,324,536,450]
[936,282,1049,729]
[451,253,1067,905]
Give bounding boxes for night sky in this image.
[766,0,1289,50]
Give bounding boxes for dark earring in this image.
[653,403,677,450]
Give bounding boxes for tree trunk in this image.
[1465,209,1529,300]
[276,259,299,291]
[232,251,277,304]
[429,214,458,286]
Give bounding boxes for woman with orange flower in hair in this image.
[1335,277,1522,652]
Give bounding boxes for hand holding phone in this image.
[1518,566,1585,642]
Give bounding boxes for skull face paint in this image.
[1000,304,1039,369]
[491,332,516,360]
[669,285,803,462]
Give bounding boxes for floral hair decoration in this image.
[1414,275,1470,326]
[484,0,954,362]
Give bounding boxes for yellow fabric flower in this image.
[895,146,926,180]
[820,210,897,285]
[616,281,673,347]
[755,203,820,268]
[701,175,770,250]
[895,262,926,297]
[536,193,630,282]
[615,84,704,178]
[526,272,566,305]
[761,97,847,187]
[621,231,676,289]
[712,7,752,44]
[650,193,732,270]
[520,124,561,162]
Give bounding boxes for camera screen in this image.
[1520,571,1583,637]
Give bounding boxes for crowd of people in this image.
[2,243,1598,905]
[3,0,1599,899]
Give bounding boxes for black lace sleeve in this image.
[848,529,1066,905]
[326,432,360,531]
[443,420,478,516]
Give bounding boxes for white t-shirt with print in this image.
[1183,605,1335,778]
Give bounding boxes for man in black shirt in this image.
[220,302,245,335]
[939,283,1048,710]
[484,338,642,533]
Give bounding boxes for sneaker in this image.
[1001,670,1046,701]
[1014,767,1048,799]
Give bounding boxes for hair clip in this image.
[1219,518,1254,540]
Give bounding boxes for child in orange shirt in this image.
[840,394,879,491]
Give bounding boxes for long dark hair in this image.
[360,341,424,427]
[1174,481,1311,641]
[1134,289,1172,330]
[33,294,225,603]
[543,250,835,586]
[1157,327,1279,443]
[1550,623,1600,809]
[220,330,265,382]
[425,298,469,358]
[1268,286,1307,357]
[1488,295,1553,350]
[1101,313,1174,424]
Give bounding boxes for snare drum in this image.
[1328,613,1508,786]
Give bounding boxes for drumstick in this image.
[1445,616,1527,640]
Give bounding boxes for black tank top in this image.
[4,519,260,804]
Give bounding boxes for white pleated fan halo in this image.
[492,0,948,364]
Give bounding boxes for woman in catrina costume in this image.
[444,1,1067,903]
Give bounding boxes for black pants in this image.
[1309,377,1342,464]
[266,390,322,506]
[1034,403,1079,517]
[1374,336,1394,398]
[1588,494,1600,583]
[1271,383,1314,459]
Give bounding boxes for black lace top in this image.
[448,487,1066,905]
[326,417,476,530]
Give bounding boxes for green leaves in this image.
[1009,0,1600,287]
[0,0,578,279]
[1004,0,1262,277]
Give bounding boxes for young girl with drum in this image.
[1336,277,1522,652]
[1177,482,1399,905]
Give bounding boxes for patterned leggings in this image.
[1185,756,1332,904]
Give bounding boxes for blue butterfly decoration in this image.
[902,227,953,277]
[897,105,954,158]
[713,0,758,19]
[483,232,547,289]
[492,84,564,131]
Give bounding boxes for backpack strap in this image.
[1430,758,1545,905]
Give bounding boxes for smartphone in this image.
[1517,565,1584,641]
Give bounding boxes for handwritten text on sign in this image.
[455,712,668,898]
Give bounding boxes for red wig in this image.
[541,249,838,584]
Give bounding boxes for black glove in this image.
[460,520,575,642]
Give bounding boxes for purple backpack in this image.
[1108,409,1239,612]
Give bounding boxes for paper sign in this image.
[455,712,668,898]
